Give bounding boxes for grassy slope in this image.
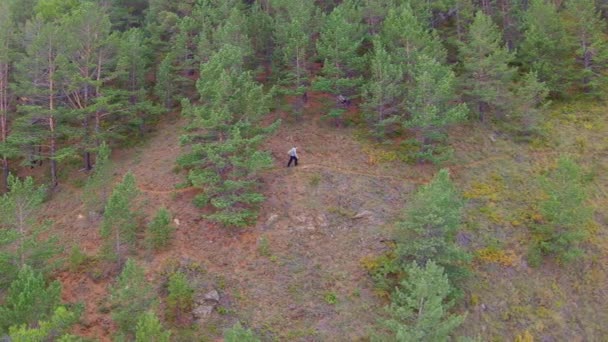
[39,96,608,341]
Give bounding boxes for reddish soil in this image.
[35,91,441,340]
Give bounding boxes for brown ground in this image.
[39,92,436,341]
[34,93,608,341]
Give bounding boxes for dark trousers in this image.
[287,156,298,167]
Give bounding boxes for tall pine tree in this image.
[459,10,515,122]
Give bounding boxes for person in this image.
[287,147,298,167]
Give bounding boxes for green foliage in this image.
[531,157,592,263]
[271,0,319,88]
[405,54,468,149]
[8,306,79,342]
[459,10,516,121]
[564,0,608,97]
[0,265,62,332]
[100,172,140,261]
[166,271,194,325]
[146,207,174,251]
[0,175,59,285]
[109,259,155,335]
[362,39,404,135]
[83,142,113,215]
[519,0,571,97]
[314,0,366,95]
[381,4,446,66]
[396,169,470,280]
[68,245,88,272]
[224,322,260,342]
[179,45,279,227]
[378,261,465,342]
[135,311,171,342]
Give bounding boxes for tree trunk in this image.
[1,157,8,193]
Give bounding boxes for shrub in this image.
[166,271,194,325]
[146,208,174,251]
[224,322,260,342]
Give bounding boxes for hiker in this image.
[287,147,298,167]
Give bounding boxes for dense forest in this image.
[1,0,608,340]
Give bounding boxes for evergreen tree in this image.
[510,71,549,135]
[109,259,155,336]
[362,39,405,135]
[314,0,366,96]
[83,142,113,215]
[146,207,174,251]
[271,0,319,90]
[396,169,470,280]
[361,0,394,34]
[532,157,592,263]
[405,55,468,147]
[0,1,17,193]
[100,171,139,262]
[214,7,254,62]
[60,2,114,171]
[135,311,171,342]
[0,265,62,332]
[8,306,79,342]
[179,46,279,227]
[166,271,194,325]
[380,261,465,342]
[154,52,177,109]
[381,4,446,67]
[0,175,59,285]
[14,17,74,187]
[459,11,515,122]
[564,0,608,97]
[224,322,261,342]
[518,0,571,97]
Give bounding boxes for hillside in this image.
[35,94,608,341]
[2,1,608,341]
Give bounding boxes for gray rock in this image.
[193,305,214,318]
[204,289,220,302]
[266,214,279,226]
[354,210,373,219]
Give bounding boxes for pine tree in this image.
[0,265,62,332]
[146,207,174,251]
[224,322,261,342]
[0,1,17,193]
[380,261,465,342]
[100,172,139,262]
[83,142,113,215]
[166,271,194,325]
[8,306,79,341]
[154,53,177,109]
[564,0,608,97]
[135,311,171,342]
[396,169,470,280]
[361,0,394,34]
[314,0,366,96]
[405,55,468,147]
[14,17,73,187]
[362,39,405,135]
[381,4,446,67]
[271,0,318,91]
[519,0,571,97]
[179,45,279,227]
[0,175,59,286]
[459,11,515,122]
[60,2,113,171]
[510,72,549,135]
[532,157,592,263]
[109,259,155,335]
